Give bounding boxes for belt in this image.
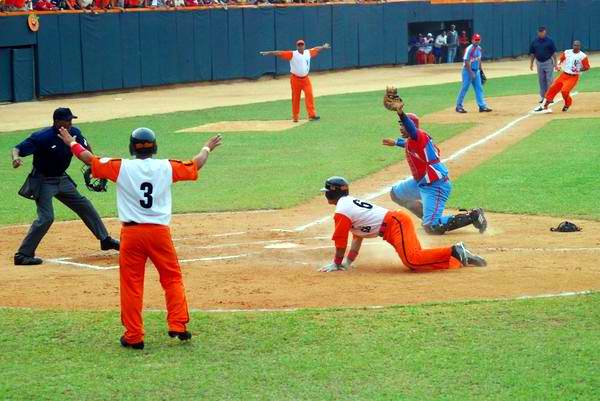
[291,74,308,79]
[378,222,387,237]
[123,221,139,226]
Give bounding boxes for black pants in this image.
[17,175,109,257]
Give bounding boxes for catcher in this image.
[10,107,119,266]
[58,125,222,350]
[319,176,486,272]
[381,87,487,235]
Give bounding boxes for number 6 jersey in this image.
[332,196,389,248]
[91,157,198,225]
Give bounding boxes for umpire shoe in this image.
[452,242,487,267]
[14,253,43,266]
[168,331,192,341]
[120,336,144,350]
[100,236,120,251]
[455,107,467,113]
[479,107,493,112]
[470,208,488,234]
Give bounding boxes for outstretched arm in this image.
[192,134,223,170]
[57,127,93,165]
[399,112,418,140]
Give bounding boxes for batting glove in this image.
[318,262,345,272]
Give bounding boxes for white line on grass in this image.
[292,94,577,232]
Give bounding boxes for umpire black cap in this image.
[53,107,77,121]
[129,127,158,157]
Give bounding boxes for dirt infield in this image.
[2,90,599,311]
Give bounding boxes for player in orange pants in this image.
[58,126,222,349]
[318,176,486,272]
[260,39,331,122]
[535,40,590,112]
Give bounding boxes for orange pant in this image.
[545,72,579,107]
[290,74,316,120]
[119,224,189,344]
[382,211,461,271]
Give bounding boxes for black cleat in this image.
[470,208,488,234]
[120,336,144,350]
[168,331,192,341]
[309,116,320,121]
[455,107,467,113]
[14,253,43,265]
[562,106,569,112]
[452,242,487,267]
[479,107,493,112]
[100,236,120,251]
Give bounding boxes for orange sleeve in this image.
[170,160,198,183]
[91,156,121,182]
[278,51,293,61]
[309,48,320,58]
[582,56,590,71]
[332,213,352,249]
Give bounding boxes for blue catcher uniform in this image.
[389,112,487,235]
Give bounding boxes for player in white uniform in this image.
[58,126,222,350]
[534,40,590,112]
[318,176,486,272]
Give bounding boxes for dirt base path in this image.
[2,54,600,133]
[2,93,599,310]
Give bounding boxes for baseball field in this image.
[1,58,599,400]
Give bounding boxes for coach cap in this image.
[53,107,77,121]
[472,33,481,41]
[296,39,305,46]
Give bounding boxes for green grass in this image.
[1,293,598,400]
[449,118,600,219]
[2,69,600,225]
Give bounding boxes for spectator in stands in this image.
[183,0,197,5]
[447,24,458,63]
[34,0,58,10]
[78,0,93,8]
[458,31,469,60]
[4,0,28,9]
[93,0,111,8]
[124,0,140,7]
[434,31,447,64]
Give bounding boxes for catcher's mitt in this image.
[82,165,107,192]
[383,86,404,112]
[480,68,487,85]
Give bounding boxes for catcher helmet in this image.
[129,127,157,157]
[321,176,349,201]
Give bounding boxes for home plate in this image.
[264,242,302,249]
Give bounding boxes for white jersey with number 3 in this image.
[561,49,588,74]
[116,158,174,225]
[335,196,388,238]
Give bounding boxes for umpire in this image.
[10,107,119,265]
[529,26,557,103]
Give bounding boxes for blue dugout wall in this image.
[1,0,599,102]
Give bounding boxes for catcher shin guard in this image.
[423,212,474,235]
[389,191,423,218]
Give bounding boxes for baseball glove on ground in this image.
[82,166,107,192]
[383,86,404,112]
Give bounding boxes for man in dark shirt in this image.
[529,26,557,103]
[11,107,119,265]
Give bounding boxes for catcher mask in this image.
[321,176,349,201]
[130,127,157,157]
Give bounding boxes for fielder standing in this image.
[534,40,590,112]
[455,34,492,113]
[318,176,486,273]
[260,40,331,122]
[529,26,557,104]
[58,126,222,350]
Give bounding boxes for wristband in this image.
[71,143,86,157]
[347,250,359,261]
[202,146,211,153]
[334,256,343,266]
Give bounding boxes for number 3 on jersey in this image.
[140,182,153,208]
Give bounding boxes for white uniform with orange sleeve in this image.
[332,196,388,248]
[560,49,590,74]
[90,157,198,225]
